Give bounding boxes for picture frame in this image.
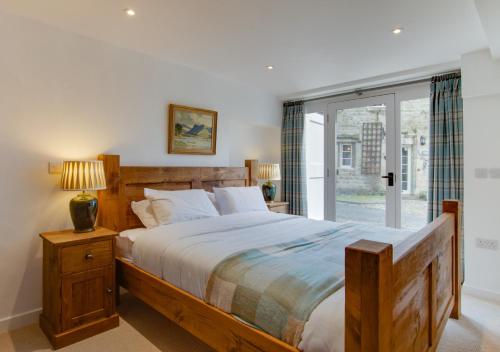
[168,104,218,155]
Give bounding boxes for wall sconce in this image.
[420,136,426,146]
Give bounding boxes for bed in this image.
[97,154,461,352]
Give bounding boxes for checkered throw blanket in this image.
[206,222,361,346]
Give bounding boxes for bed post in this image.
[443,200,461,319]
[245,160,259,186]
[97,154,121,231]
[345,240,393,352]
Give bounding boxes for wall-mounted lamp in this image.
[420,136,426,146]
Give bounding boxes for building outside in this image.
[336,99,429,202]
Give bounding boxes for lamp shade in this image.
[258,163,281,181]
[61,160,106,191]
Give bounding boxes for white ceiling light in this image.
[392,27,403,35]
[125,8,136,17]
[266,65,274,70]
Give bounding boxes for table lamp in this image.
[258,163,281,202]
[61,160,107,233]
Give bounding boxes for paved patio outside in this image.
[336,196,428,230]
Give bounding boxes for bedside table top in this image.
[266,201,289,207]
[40,226,118,246]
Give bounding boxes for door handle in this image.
[381,172,395,187]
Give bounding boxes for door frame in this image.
[304,81,430,228]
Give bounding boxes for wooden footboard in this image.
[345,200,461,351]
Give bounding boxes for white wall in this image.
[0,11,281,330]
[461,49,500,296]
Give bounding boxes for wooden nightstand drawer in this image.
[61,240,113,274]
[270,205,288,213]
[266,201,289,214]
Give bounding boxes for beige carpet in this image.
[1,293,499,352]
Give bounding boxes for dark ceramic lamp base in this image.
[70,192,98,233]
[262,181,277,202]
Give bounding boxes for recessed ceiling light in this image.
[266,65,275,70]
[125,8,136,17]
[392,27,403,35]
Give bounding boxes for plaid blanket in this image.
[206,222,365,346]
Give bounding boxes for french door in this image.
[304,84,430,229]
[326,94,397,227]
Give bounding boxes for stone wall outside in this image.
[336,98,429,199]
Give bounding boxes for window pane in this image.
[400,98,429,230]
[340,144,352,167]
[336,105,386,226]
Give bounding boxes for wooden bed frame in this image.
[97,154,461,352]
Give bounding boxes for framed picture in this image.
[168,104,218,155]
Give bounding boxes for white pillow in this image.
[131,200,158,228]
[213,186,269,215]
[145,188,219,225]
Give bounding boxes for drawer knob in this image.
[85,253,94,260]
[106,288,113,294]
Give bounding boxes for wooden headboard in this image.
[97,154,258,232]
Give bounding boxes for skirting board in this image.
[463,285,500,305]
[0,307,42,333]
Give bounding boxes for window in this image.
[340,143,353,168]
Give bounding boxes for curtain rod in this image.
[288,69,461,104]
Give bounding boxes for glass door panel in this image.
[327,95,396,227]
[400,97,430,230]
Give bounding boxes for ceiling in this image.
[0,0,489,96]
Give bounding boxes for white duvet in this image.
[131,212,413,352]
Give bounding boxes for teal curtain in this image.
[428,72,464,279]
[281,101,307,216]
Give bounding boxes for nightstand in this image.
[266,201,289,214]
[39,227,119,349]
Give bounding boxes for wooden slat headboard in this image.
[97,155,258,232]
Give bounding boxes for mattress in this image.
[116,228,147,260]
[125,212,413,352]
